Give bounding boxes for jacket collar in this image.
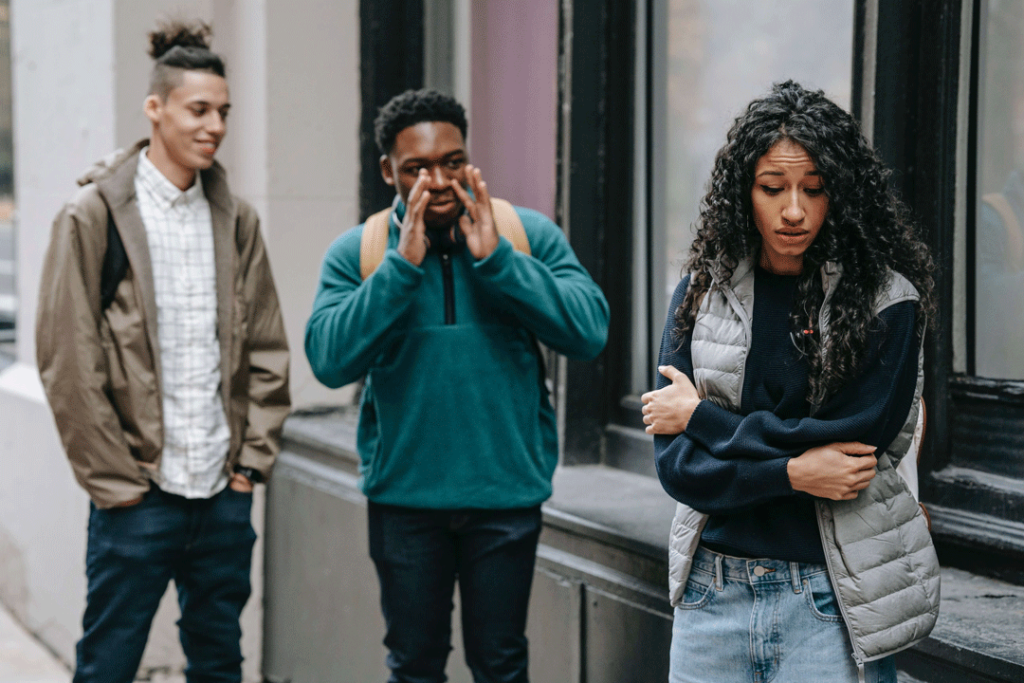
[92,140,238,406]
[716,254,841,290]
[135,148,206,211]
[389,193,469,252]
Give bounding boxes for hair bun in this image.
[148,20,213,60]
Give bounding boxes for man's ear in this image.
[143,94,162,125]
[380,155,395,187]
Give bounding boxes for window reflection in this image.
[975,0,1024,380]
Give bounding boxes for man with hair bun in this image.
[36,20,289,683]
[306,88,608,682]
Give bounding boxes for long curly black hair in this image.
[675,80,935,405]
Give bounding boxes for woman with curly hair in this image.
[641,81,939,683]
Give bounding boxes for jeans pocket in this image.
[803,572,843,623]
[677,569,715,610]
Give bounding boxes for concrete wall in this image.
[0,0,360,679]
[263,431,675,683]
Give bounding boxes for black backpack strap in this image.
[100,208,128,310]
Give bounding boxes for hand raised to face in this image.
[451,165,500,260]
[396,169,432,266]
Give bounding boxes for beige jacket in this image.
[36,140,290,508]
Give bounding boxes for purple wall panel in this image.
[469,0,559,220]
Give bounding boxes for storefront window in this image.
[637,0,853,393]
[974,0,1024,380]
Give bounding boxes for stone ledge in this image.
[897,566,1024,683]
[282,409,677,562]
[282,408,1024,683]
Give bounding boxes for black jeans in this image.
[368,502,543,683]
[74,485,256,683]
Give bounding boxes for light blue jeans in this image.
[669,545,897,683]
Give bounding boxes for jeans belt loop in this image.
[790,562,802,593]
[714,554,724,591]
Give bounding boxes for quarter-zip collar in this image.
[389,192,473,253]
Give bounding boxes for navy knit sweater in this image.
[653,268,919,563]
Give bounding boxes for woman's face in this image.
[751,139,829,275]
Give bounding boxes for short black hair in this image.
[147,20,226,99]
[374,89,468,155]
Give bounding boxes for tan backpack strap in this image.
[359,207,393,280]
[982,192,1024,271]
[490,198,531,256]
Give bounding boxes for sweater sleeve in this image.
[653,277,797,514]
[304,227,424,388]
[684,302,920,461]
[471,208,609,360]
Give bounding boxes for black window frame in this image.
[863,0,1024,578]
[557,0,641,468]
[559,0,1024,576]
[910,0,1024,579]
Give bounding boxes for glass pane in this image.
[641,0,853,392]
[975,0,1024,380]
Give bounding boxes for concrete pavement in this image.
[0,602,186,683]
[0,602,68,683]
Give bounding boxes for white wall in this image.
[254,0,361,407]
[0,0,361,678]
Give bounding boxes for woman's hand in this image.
[641,365,701,435]
[787,442,877,500]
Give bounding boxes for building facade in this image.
[0,1,1021,682]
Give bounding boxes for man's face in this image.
[381,121,468,229]
[145,70,231,173]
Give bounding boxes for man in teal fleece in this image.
[305,89,608,682]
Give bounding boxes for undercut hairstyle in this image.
[147,20,226,99]
[374,89,468,155]
[676,80,935,405]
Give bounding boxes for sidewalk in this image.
[0,603,68,683]
[0,603,188,683]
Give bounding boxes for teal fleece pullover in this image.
[305,200,609,509]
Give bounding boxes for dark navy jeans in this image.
[368,502,543,683]
[74,485,256,683]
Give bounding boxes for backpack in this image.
[100,210,128,310]
[358,197,531,279]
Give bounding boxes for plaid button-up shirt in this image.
[135,149,231,498]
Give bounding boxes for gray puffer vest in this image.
[667,257,940,666]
